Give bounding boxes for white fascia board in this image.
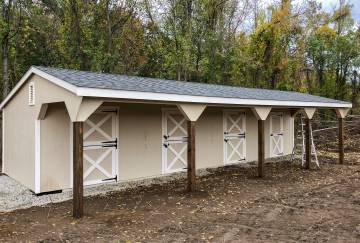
[0,68,34,110]
[0,67,78,110]
[32,67,78,94]
[76,87,352,109]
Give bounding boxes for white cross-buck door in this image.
[162,109,188,174]
[223,111,246,164]
[83,109,118,185]
[270,113,284,157]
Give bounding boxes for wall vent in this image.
[29,82,35,106]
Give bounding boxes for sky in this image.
[318,0,360,22]
[262,0,360,23]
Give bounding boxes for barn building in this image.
[0,66,351,217]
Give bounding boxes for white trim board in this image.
[34,119,41,193]
[0,66,352,110]
[2,109,5,173]
[69,122,73,188]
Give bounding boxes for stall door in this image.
[162,109,188,174]
[83,109,118,185]
[270,113,284,157]
[223,111,246,164]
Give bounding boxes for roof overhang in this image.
[76,87,352,108]
[0,66,352,110]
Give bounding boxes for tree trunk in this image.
[70,0,87,70]
[2,37,9,99]
[306,69,312,94]
[104,0,112,72]
[351,71,358,112]
[2,0,12,99]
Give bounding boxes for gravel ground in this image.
[0,157,289,213]
[0,173,190,213]
[0,162,253,213]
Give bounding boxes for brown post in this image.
[187,121,196,192]
[73,122,84,218]
[258,120,265,178]
[305,118,311,169]
[339,117,344,164]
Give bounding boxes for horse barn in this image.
[0,66,352,218]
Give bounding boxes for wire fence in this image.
[293,110,360,152]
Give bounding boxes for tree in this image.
[0,0,359,111]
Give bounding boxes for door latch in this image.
[102,138,117,149]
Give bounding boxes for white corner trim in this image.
[292,115,295,151]
[76,87,352,109]
[69,121,73,188]
[35,119,41,194]
[2,109,5,173]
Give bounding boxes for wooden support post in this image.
[305,118,311,170]
[73,122,84,218]
[187,121,196,192]
[339,117,344,164]
[258,120,265,178]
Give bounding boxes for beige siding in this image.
[246,110,260,161]
[283,112,294,156]
[4,81,294,192]
[196,107,223,169]
[34,74,82,122]
[3,74,80,192]
[117,103,163,180]
[115,104,294,181]
[36,102,294,190]
[3,79,36,191]
[40,102,71,191]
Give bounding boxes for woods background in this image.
[0,0,359,111]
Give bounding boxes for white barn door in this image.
[270,113,284,157]
[162,109,188,174]
[83,109,118,185]
[223,111,246,164]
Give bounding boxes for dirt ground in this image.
[1,138,360,242]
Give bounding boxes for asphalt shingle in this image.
[34,66,350,105]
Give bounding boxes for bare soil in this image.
[1,141,360,242]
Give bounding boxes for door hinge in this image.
[101,109,118,113]
[102,175,117,182]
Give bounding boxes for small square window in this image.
[29,82,35,106]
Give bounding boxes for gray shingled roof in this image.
[35,66,350,105]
